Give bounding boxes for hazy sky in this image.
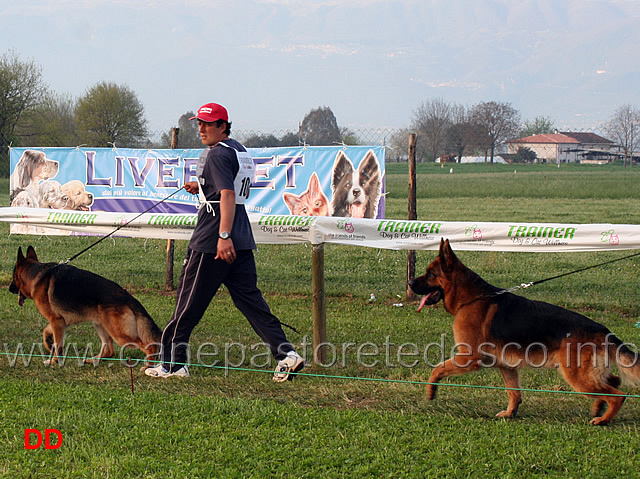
[3,0,639,135]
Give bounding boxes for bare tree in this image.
[470,101,521,163]
[604,104,639,167]
[75,81,148,147]
[387,128,412,162]
[411,98,452,161]
[446,104,473,162]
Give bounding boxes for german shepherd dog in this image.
[409,239,640,425]
[9,246,161,367]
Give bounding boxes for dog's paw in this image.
[589,416,610,426]
[495,410,517,419]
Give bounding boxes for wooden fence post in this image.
[406,132,417,300]
[312,243,327,365]
[165,127,179,291]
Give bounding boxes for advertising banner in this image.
[1,208,639,252]
[8,146,386,223]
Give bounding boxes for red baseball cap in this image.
[189,103,229,123]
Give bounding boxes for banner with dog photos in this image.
[1,208,639,252]
[8,146,386,236]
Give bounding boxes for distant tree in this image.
[604,104,640,167]
[340,126,359,145]
[470,101,521,163]
[514,146,537,163]
[0,50,46,172]
[75,81,148,147]
[243,133,281,148]
[279,131,300,146]
[388,128,412,161]
[411,98,453,162]
[176,111,202,148]
[520,116,555,137]
[470,123,494,160]
[298,106,342,146]
[17,91,77,147]
[446,104,473,162]
[159,111,202,148]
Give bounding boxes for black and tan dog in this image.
[409,239,640,425]
[10,246,161,367]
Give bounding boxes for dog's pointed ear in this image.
[440,239,457,272]
[438,238,449,260]
[26,245,38,261]
[17,246,24,263]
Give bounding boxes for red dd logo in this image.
[24,429,62,450]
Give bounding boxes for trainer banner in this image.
[8,145,385,219]
[1,208,639,252]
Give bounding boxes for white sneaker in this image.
[144,364,190,378]
[273,351,304,382]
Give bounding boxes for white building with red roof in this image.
[507,131,616,164]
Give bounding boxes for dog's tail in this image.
[607,333,640,388]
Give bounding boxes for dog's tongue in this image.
[18,293,25,307]
[349,203,366,218]
[416,295,430,313]
[416,291,441,312]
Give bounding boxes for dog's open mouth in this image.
[417,290,442,312]
[349,201,366,218]
[9,281,25,306]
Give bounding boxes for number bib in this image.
[218,142,254,204]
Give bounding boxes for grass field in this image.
[1,163,640,478]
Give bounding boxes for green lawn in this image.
[1,164,640,478]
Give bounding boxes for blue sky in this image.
[2,0,639,135]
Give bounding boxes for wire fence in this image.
[1,126,634,178]
[1,129,400,177]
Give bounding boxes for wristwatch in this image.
[219,231,232,240]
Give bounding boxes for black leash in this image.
[63,186,185,264]
[496,249,640,296]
